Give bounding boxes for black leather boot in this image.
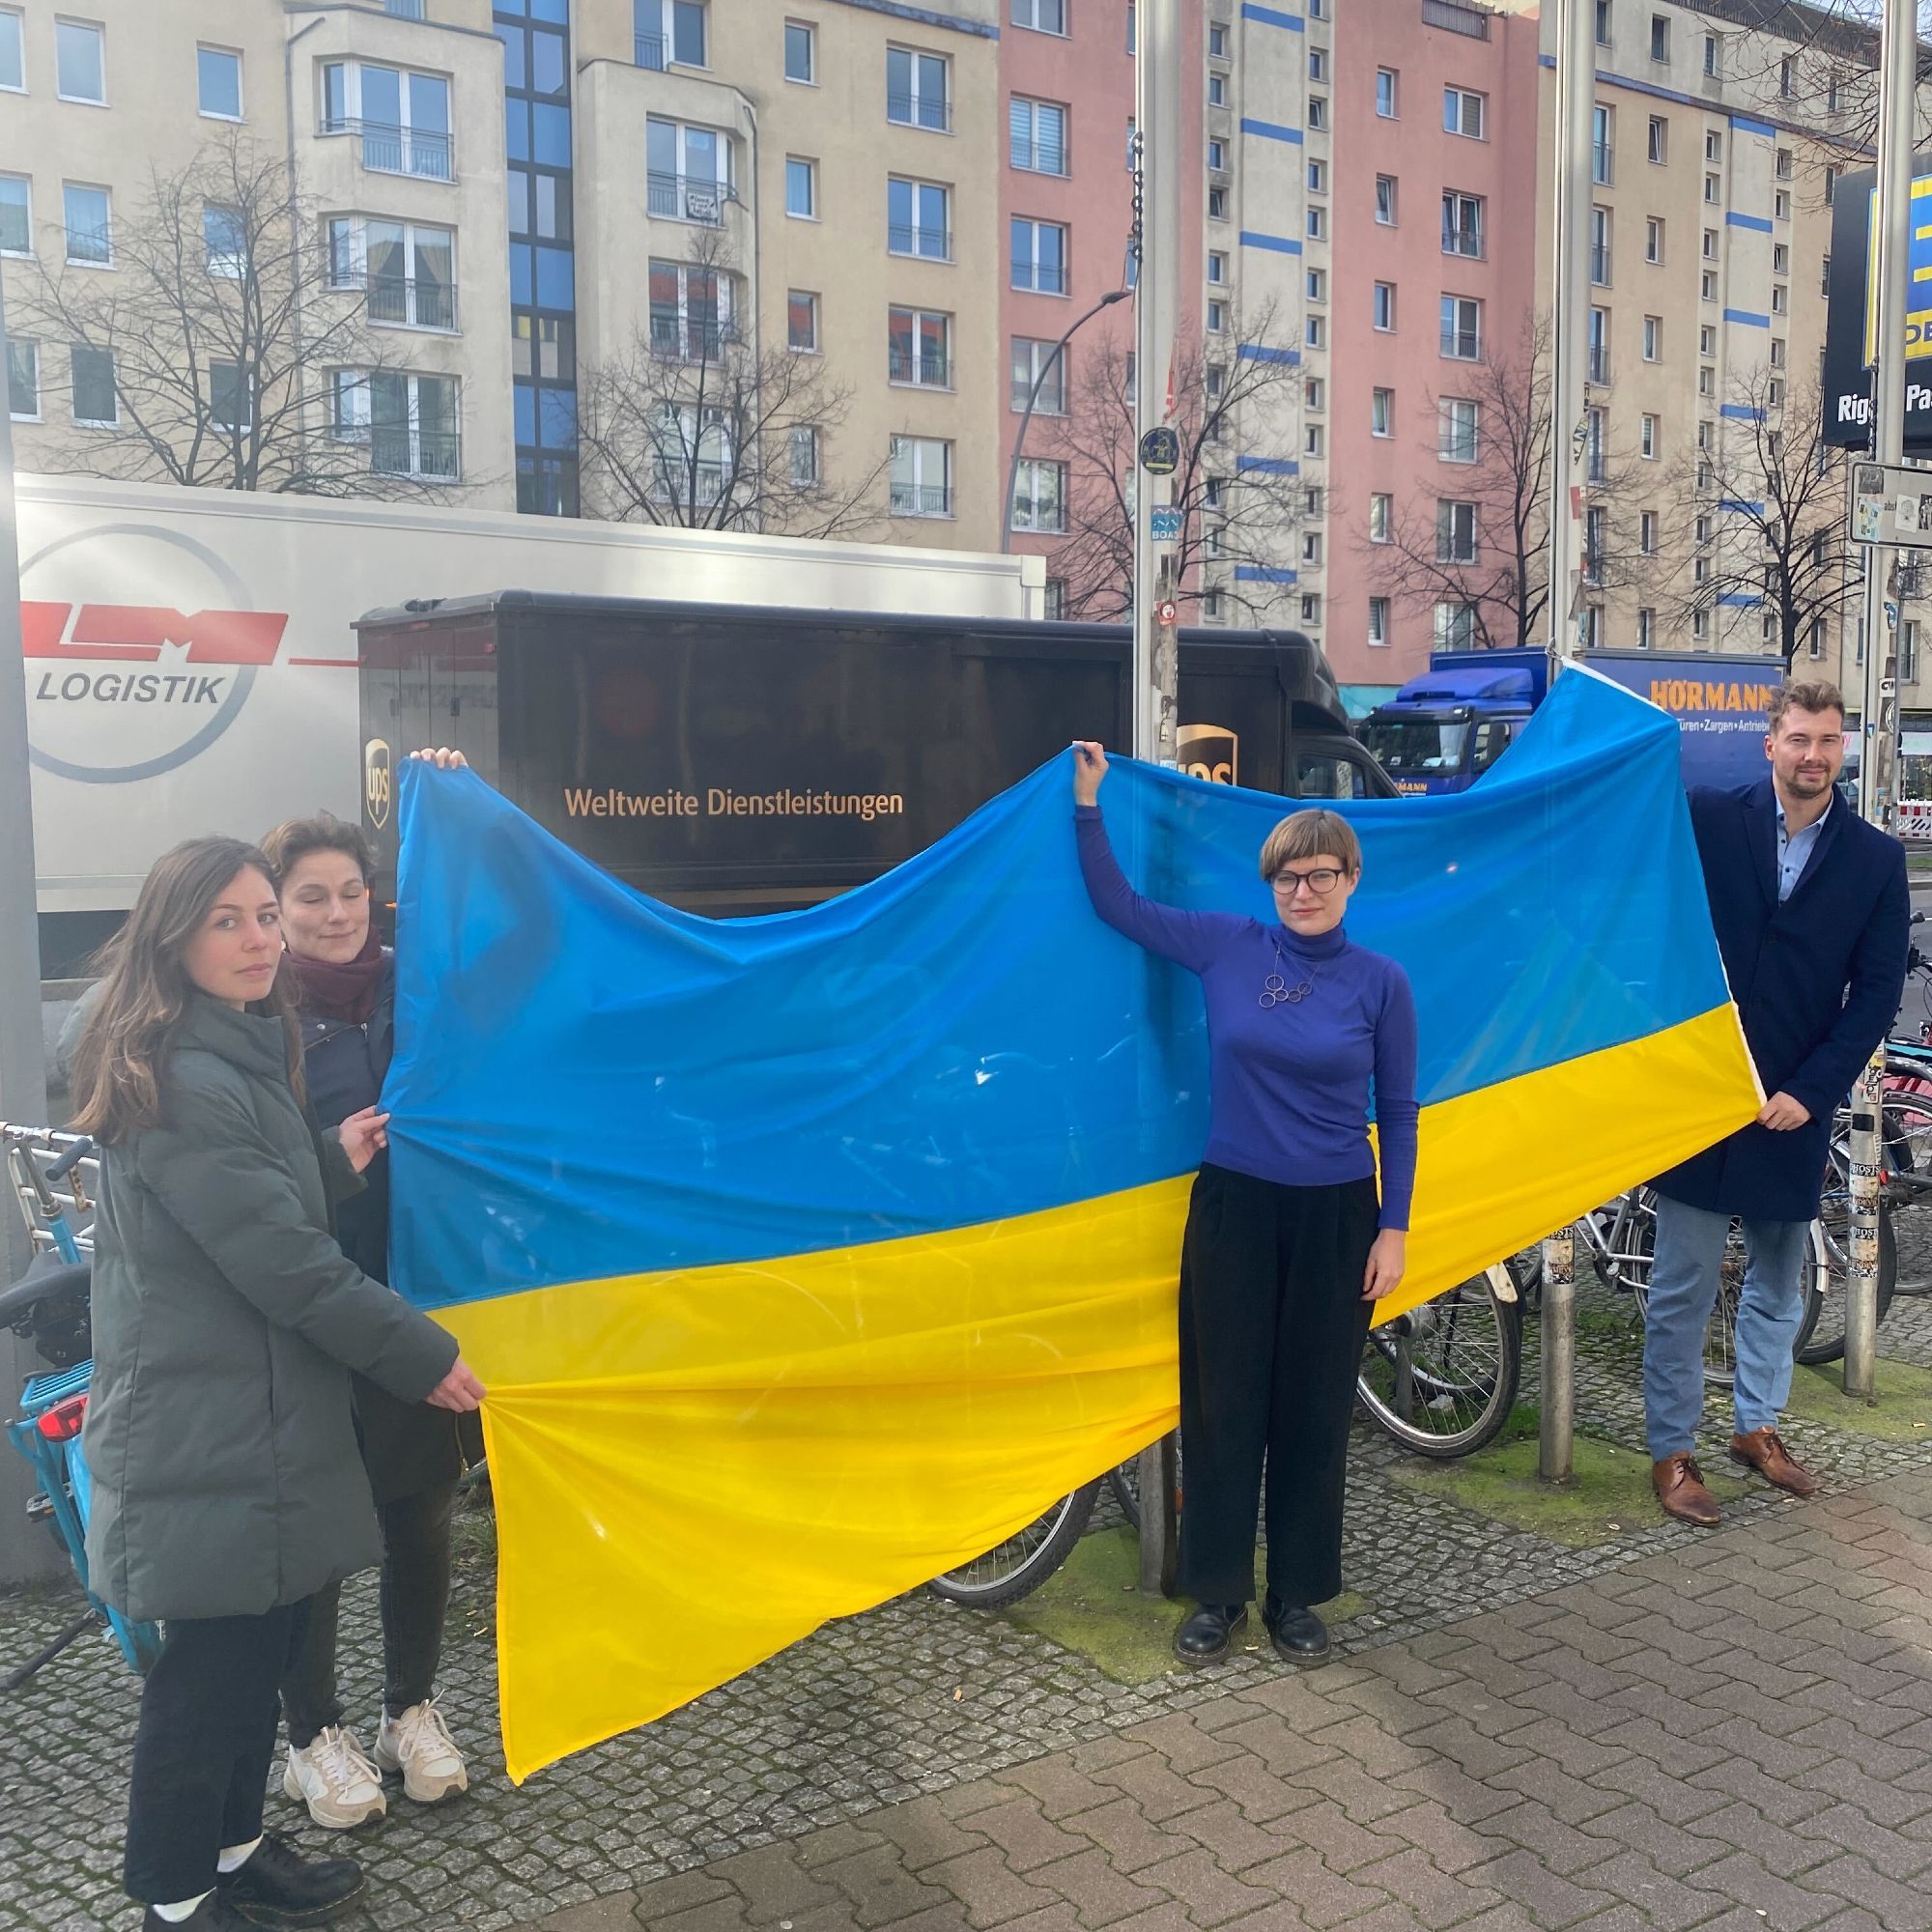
[1173,1602,1248,1664]
[141,1893,255,1931]
[1263,1598,1330,1662]
[215,1835,364,1925]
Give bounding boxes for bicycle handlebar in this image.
[44,1137,96,1183]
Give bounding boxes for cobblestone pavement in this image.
[4,1293,1931,1932]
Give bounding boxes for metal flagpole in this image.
[1539,0,1594,1484]
[1846,0,1917,1400]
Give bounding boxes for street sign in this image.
[1138,427,1180,474]
[1850,460,1932,549]
[1155,598,1179,626]
[1150,506,1182,542]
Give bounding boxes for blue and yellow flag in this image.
[387,667,1760,1779]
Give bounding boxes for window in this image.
[889,306,952,387]
[1309,160,1327,193]
[329,370,460,478]
[630,0,708,68]
[888,46,950,130]
[1823,255,1833,298]
[1829,71,1842,113]
[1704,173,1719,205]
[1010,216,1066,294]
[1776,190,1791,222]
[1769,377,1784,409]
[62,183,110,265]
[1703,32,1719,76]
[1309,48,1326,81]
[203,204,247,279]
[1650,13,1668,62]
[1208,298,1227,333]
[212,358,252,433]
[1208,187,1228,221]
[1646,217,1664,264]
[784,20,814,82]
[1640,510,1659,554]
[1770,336,1786,369]
[1697,420,1712,450]
[1590,207,1611,285]
[1376,68,1398,118]
[1442,191,1483,258]
[1700,270,1717,301]
[1647,115,1666,165]
[1638,607,1656,648]
[328,216,457,329]
[1701,228,1718,262]
[1593,105,1614,185]
[1698,365,1714,397]
[1012,337,1067,412]
[890,434,952,516]
[1440,397,1478,463]
[1436,499,1477,563]
[888,178,951,260]
[1043,577,1067,620]
[56,17,104,102]
[645,117,734,221]
[1308,96,1326,129]
[1304,314,1321,347]
[1641,412,1658,458]
[1774,242,1790,275]
[1373,282,1396,330]
[1642,314,1661,360]
[1809,615,1825,660]
[1011,0,1067,34]
[197,44,242,120]
[1369,596,1390,645]
[1208,71,1227,106]
[788,290,818,351]
[1588,307,1609,384]
[1307,207,1325,241]
[1376,175,1397,225]
[1010,97,1068,175]
[1435,602,1477,648]
[1705,129,1721,163]
[1773,284,1788,314]
[0,175,27,256]
[1693,610,1710,641]
[1302,531,1322,566]
[1776,148,1794,183]
[1780,57,1794,97]
[1585,406,1606,483]
[1444,87,1485,139]
[785,156,817,217]
[1596,0,1611,45]
[7,338,37,419]
[1372,386,1393,436]
[1440,296,1481,360]
[1306,267,1326,301]
[1583,507,1606,583]
[789,425,820,487]
[0,9,19,92]
[1209,21,1229,57]
[647,256,735,358]
[1301,593,1321,625]
[1305,423,1324,457]
[1209,250,1228,285]
[321,62,453,180]
[1368,495,1394,546]
[70,342,115,425]
[1304,376,1325,411]
[1010,457,1065,533]
[1207,137,1227,172]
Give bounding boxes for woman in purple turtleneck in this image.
[1071,742,1419,1668]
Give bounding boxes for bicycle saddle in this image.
[0,1256,91,1329]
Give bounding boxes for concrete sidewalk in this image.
[524,1471,1932,1932]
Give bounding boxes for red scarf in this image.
[289,928,388,1025]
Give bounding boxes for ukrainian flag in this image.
[386,667,1759,1779]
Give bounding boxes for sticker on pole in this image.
[1138,427,1180,475]
[1850,461,1932,549]
[1150,506,1182,542]
[1155,599,1179,627]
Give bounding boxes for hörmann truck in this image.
[355,593,1396,916]
[1358,648,1786,795]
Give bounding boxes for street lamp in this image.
[1001,288,1130,558]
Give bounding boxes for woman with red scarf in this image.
[260,756,470,1833]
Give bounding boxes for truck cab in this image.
[1358,663,1541,795]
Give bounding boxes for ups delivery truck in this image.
[355,592,1395,916]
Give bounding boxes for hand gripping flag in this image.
[386,667,1760,1779]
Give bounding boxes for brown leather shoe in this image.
[1729,1427,1822,1498]
[1653,1453,1721,1526]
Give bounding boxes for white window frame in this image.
[327,215,459,330]
[1010,96,1069,177]
[785,155,817,219]
[197,43,242,122]
[1439,396,1478,463]
[1437,498,1478,564]
[1208,298,1227,334]
[70,342,116,426]
[1208,250,1228,286]
[62,182,111,267]
[889,304,952,388]
[1376,67,1398,118]
[1010,455,1066,534]
[328,368,461,478]
[788,289,819,352]
[321,61,453,179]
[1646,216,1663,264]
[1372,385,1394,436]
[1208,71,1227,106]
[1444,86,1486,139]
[1641,412,1658,458]
[1440,294,1481,360]
[1369,595,1390,645]
[783,18,815,85]
[1369,494,1392,544]
[886,45,950,131]
[890,433,952,517]
[888,177,952,262]
[1376,175,1397,225]
[1010,216,1067,294]
[1647,115,1666,164]
[204,203,248,280]
[789,424,820,487]
[1010,0,1068,37]
[1442,189,1484,259]
[0,8,22,95]
[0,173,30,258]
[647,256,738,358]
[1011,336,1068,413]
[1373,282,1395,331]
[55,16,105,105]
[7,337,39,421]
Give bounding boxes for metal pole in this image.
[1539,0,1594,1485]
[1846,0,1916,1400]
[0,262,58,1584]
[1133,0,1181,1598]
[1002,291,1128,556]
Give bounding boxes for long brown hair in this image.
[71,838,302,1144]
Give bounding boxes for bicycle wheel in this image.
[1795,1175,1897,1366]
[1356,1260,1526,1458]
[926,1481,1099,1608]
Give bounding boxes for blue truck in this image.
[1358,648,1787,796]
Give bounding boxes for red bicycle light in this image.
[35,1394,88,1441]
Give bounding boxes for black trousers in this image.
[280,1476,459,1747]
[1177,1164,1379,1609]
[124,1597,314,1905]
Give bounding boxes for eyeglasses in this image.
[1271,867,1348,895]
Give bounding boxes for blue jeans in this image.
[1643,1195,1809,1459]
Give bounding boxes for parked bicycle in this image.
[1,1122,162,1687]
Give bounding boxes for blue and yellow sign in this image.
[1863,175,1932,364]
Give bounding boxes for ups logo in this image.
[1178,722,1237,786]
[364,738,393,830]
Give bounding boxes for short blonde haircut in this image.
[1258,808,1361,882]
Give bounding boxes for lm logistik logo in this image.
[19,522,289,785]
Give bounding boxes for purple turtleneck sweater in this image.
[1076,806,1419,1231]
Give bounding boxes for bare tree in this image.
[577,229,880,537]
[1662,369,1858,667]
[1039,302,1307,621]
[8,134,451,497]
[1362,318,1656,649]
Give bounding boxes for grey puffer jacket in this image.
[81,995,458,1622]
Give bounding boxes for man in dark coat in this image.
[1648,680,1909,1525]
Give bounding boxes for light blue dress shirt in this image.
[1775,794,1830,903]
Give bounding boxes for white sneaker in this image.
[282,1724,388,1830]
[374,1696,469,1804]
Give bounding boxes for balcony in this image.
[367,274,458,331]
[652,461,728,507]
[888,348,951,386]
[646,171,737,225]
[1589,244,1611,285]
[1440,323,1480,359]
[1013,262,1067,295]
[1587,346,1609,384]
[635,32,667,70]
[888,224,952,262]
[369,426,461,481]
[887,93,951,132]
[649,316,733,360]
[321,118,453,183]
[1010,140,1068,176]
[891,481,953,517]
[1422,0,1491,39]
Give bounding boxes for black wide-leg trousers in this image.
[1176,1162,1380,1610]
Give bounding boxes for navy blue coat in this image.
[1655,781,1909,1221]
